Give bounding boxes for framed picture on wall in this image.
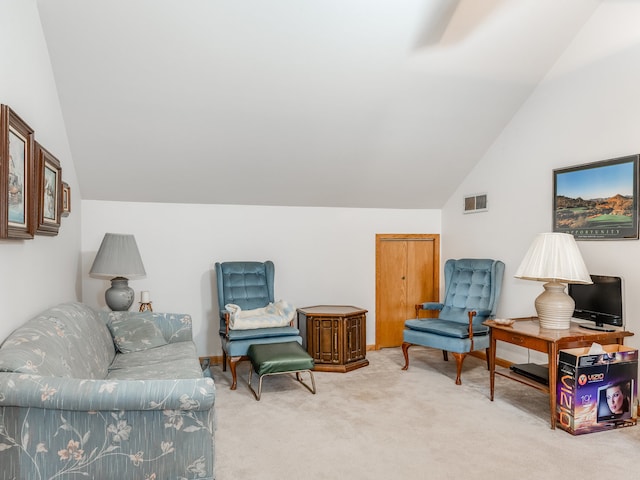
[0,105,35,239]
[553,154,639,240]
[61,181,71,217]
[35,142,62,235]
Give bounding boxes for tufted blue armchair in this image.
[215,261,302,390]
[402,258,505,385]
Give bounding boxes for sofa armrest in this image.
[0,373,215,411]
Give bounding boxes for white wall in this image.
[8,0,639,370]
[0,0,81,342]
[442,2,640,361]
[81,201,440,356]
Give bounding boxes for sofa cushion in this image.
[107,342,202,380]
[0,302,115,378]
[104,311,194,344]
[107,314,168,353]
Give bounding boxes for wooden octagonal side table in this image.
[297,305,369,372]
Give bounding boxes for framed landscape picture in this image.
[35,142,62,235]
[0,105,35,239]
[553,155,639,240]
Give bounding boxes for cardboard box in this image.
[557,344,638,435]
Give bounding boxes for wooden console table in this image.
[297,305,369,372]
[485,317,633,429]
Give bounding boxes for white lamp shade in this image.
[89,233,146,278]
[514,232,592,284]
[515,232,592,330]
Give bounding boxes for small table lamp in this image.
[89,233,146,311]
[514,232,592,329]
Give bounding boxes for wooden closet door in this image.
[375,234,439,348]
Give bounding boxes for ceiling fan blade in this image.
[413,0,462,48]
[414,0,505,49]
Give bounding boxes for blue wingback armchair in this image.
[215,261,302,390]
[402,258,505,385]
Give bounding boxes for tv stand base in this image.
[579,324,615,332]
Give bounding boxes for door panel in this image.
[375,234,439,348]
[376,239,407,348]
[407,239,437,317]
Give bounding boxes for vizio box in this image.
[557,344,638,435]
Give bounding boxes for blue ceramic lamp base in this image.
[105,277,135,311]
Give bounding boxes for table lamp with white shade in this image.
[89,233,146,311]
[514,232,592,329]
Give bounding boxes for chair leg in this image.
[222,350,227,372]
[401,342,412,370]
[442,350,448,361]
[485,348,490,370]
[451,352,467,385]
[228,356,242,390]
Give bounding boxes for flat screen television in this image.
[597,379,634,423]
[568,274,623,331]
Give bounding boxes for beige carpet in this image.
[212,348,640,479]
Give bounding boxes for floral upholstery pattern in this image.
[0,302,215,480]
[0,303,115,379]
[108,314,169,353]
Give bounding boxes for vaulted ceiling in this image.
[37,0,604,208]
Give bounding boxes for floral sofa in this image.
[0,302,216,480]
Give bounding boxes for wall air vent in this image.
[464,193,488,214]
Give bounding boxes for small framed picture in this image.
[0,105,35,239]
[35,142,62,235]
[61,181,71,217]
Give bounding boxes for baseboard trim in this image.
[199,355,223,366]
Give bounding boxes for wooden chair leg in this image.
[442,350,448,361]
[228,356,242,390]
[401,342,412,370]
[222,350,227,372]
[451,352,467,385]
[485,348,490,370]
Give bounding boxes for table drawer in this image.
[492,330,548,352]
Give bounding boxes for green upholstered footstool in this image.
[247,341,316,400]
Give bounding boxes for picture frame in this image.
[553,154,639,240]
[35,142,62,235]
[0,105,35,239]
[61,181,71,217]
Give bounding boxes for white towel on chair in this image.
[225,300,296,330]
